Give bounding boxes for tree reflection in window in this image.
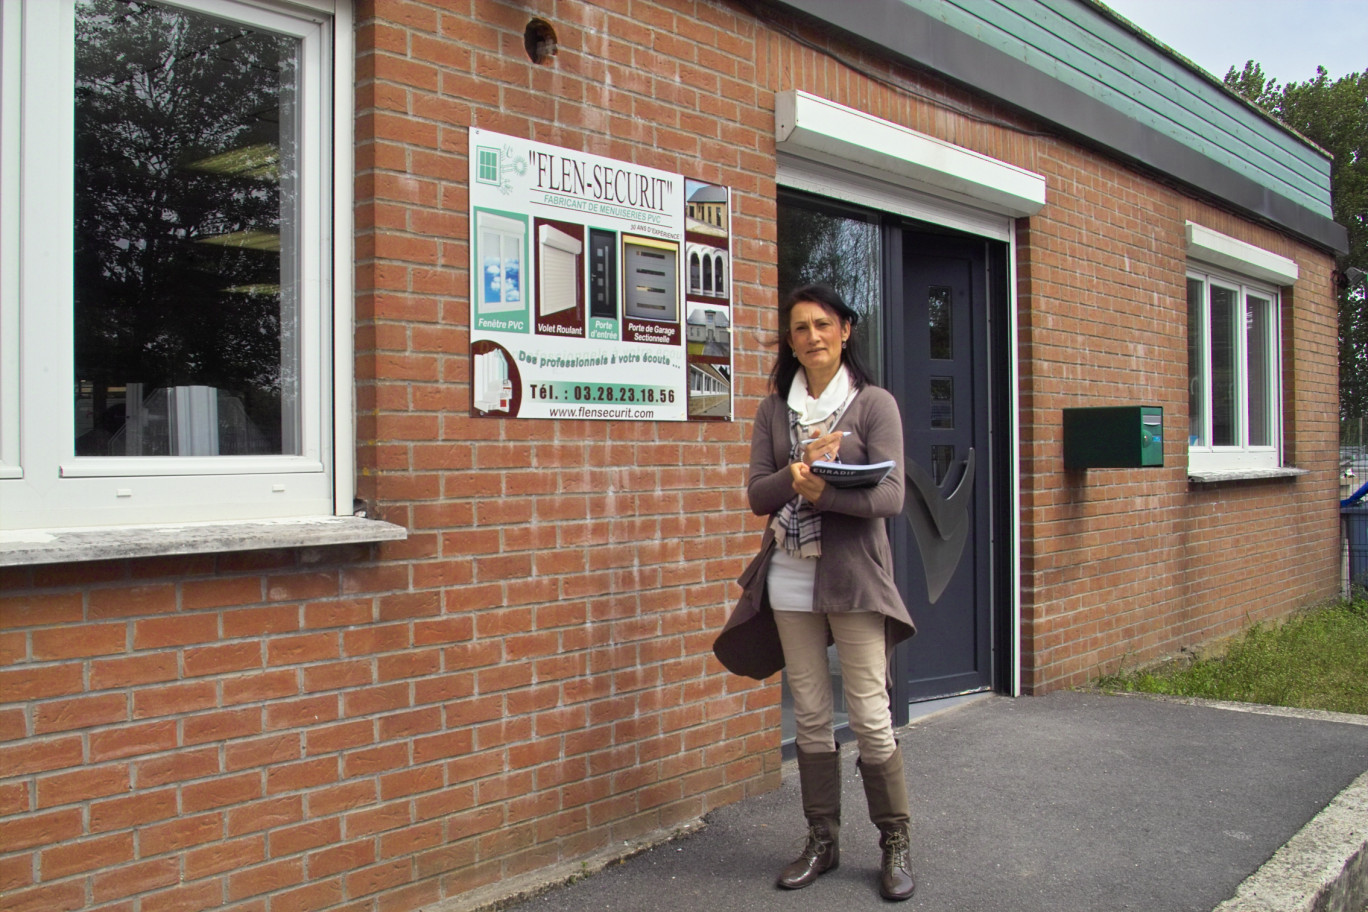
[1209,284,1239,447]
[777,195,883,383]
[73,0,299,457]
[927,286,952,359]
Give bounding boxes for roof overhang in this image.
[765,0,1348,255]
[775,90,1047,219]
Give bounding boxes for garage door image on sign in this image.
[623,236,678,323]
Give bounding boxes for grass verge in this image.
[1096,599,1368,715]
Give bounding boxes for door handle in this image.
[902,448,974,604]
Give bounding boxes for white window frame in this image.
[0,0,20,481]
[1185,223,1297,475]
[0,0,354,532]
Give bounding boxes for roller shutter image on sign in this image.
[538,224,582,317]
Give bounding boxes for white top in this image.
[768,365,854,611]
[768,548,817,612]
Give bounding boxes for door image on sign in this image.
[622,235,678,323]
[589,228,618,320]
[538,224,583,317]
[476,211,525,315]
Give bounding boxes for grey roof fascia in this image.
[763,0,1348,255]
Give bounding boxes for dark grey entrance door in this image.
[775,191,1007,746]
[887,231,996,704]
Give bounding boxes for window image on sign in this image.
[476,211,527,318]
[471,340,522,417]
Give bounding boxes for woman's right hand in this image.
[790,461,827,503]
[800,430,845,465]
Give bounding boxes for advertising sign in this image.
[469,128,732,421]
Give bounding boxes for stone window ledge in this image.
[1187,466,1308,484]
[0,516,407,567]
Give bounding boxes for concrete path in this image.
[458,691,1368,912]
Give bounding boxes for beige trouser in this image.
[773,609,897,764]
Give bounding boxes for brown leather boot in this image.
[776,747,840,889]
[858,747,915,901]
[876,823,915,901]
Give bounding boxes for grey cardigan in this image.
[713,384,916,679]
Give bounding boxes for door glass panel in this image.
[1246,292,1273,447]
[928,285,952,359]
[932,444,955,485]
[1210,285,1239,447]
[73,0,300,457]
[1187,277,1206,446]
[777,197,883,382]
[930,376,954,429]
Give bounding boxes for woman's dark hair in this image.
[769,283,872,396]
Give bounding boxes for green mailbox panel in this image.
[1062,406,1163,470]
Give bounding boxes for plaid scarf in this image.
[772,383,856,558]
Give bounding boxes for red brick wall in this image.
[0,2,1341,910]
[1016,160,1340,691]
[757,10,1339,691]
[1,3,780,911]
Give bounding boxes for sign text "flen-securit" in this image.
[531,151,674,213]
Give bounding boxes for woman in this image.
[713,284,917,901]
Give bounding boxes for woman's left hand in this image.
[790,461,826,503]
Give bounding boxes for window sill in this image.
[1187,466,1308,484]
[0,516,408,567]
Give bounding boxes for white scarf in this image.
[787,365,851,432]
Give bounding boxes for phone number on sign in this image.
[527,384,677,404]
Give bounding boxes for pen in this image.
[802,431,851,462]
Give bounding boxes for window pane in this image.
[1187,280,1209,448]
[73,0,300,457]
[928,285,952,359]
[931,444,955,485]
[1209,284,1239,447]
[930,376,953,428]
[1247,292,1274,447]
[777,198,882,383]
[1186,277,1206,446]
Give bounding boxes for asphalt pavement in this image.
[457,691,1368,912]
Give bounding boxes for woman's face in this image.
[787,300,850,378]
